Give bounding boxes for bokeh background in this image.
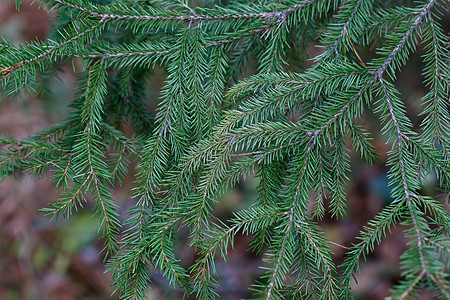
[0,1,448,299]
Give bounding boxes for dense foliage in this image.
[0,0,449,298]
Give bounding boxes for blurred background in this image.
[0,1,448,299]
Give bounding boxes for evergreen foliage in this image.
[0,0,449,298]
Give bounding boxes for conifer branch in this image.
[0,19,105,79]
[192,208,285,297]
[77,46,172,61]
[52,0,316,22]
[308,80,369,139]
[295,221,334,277]
[377,78,411,193]
[99,123,143,159]
[420,12,450,159]
[340,201,405,286]
[423,237,450,255]
[1,0,448,298]
[406,201,427,266]
[48,174,91,217]
[266,209,293,299]
[33,120,78,142]
[324,0,364,58]
[58,155,73,187]
[398,271,425,300]
[373,0,436,78]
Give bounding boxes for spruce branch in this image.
[406,201,450,298]
[322,0,366,59]
[377,78,411,193]
[51,0,316,23]
[43,173,91,219]
[396,271,425,300]
[371,0,437,78]
[420,12,450,159]
[340,201,406,288]
[99,123,143,160]
[423,237,450,256]
[265,209,294,299]
[191,208,285,297]
[1,0,449,298]
[0,18,105,80]
[294,220,338,297]
[76,42,173,66]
